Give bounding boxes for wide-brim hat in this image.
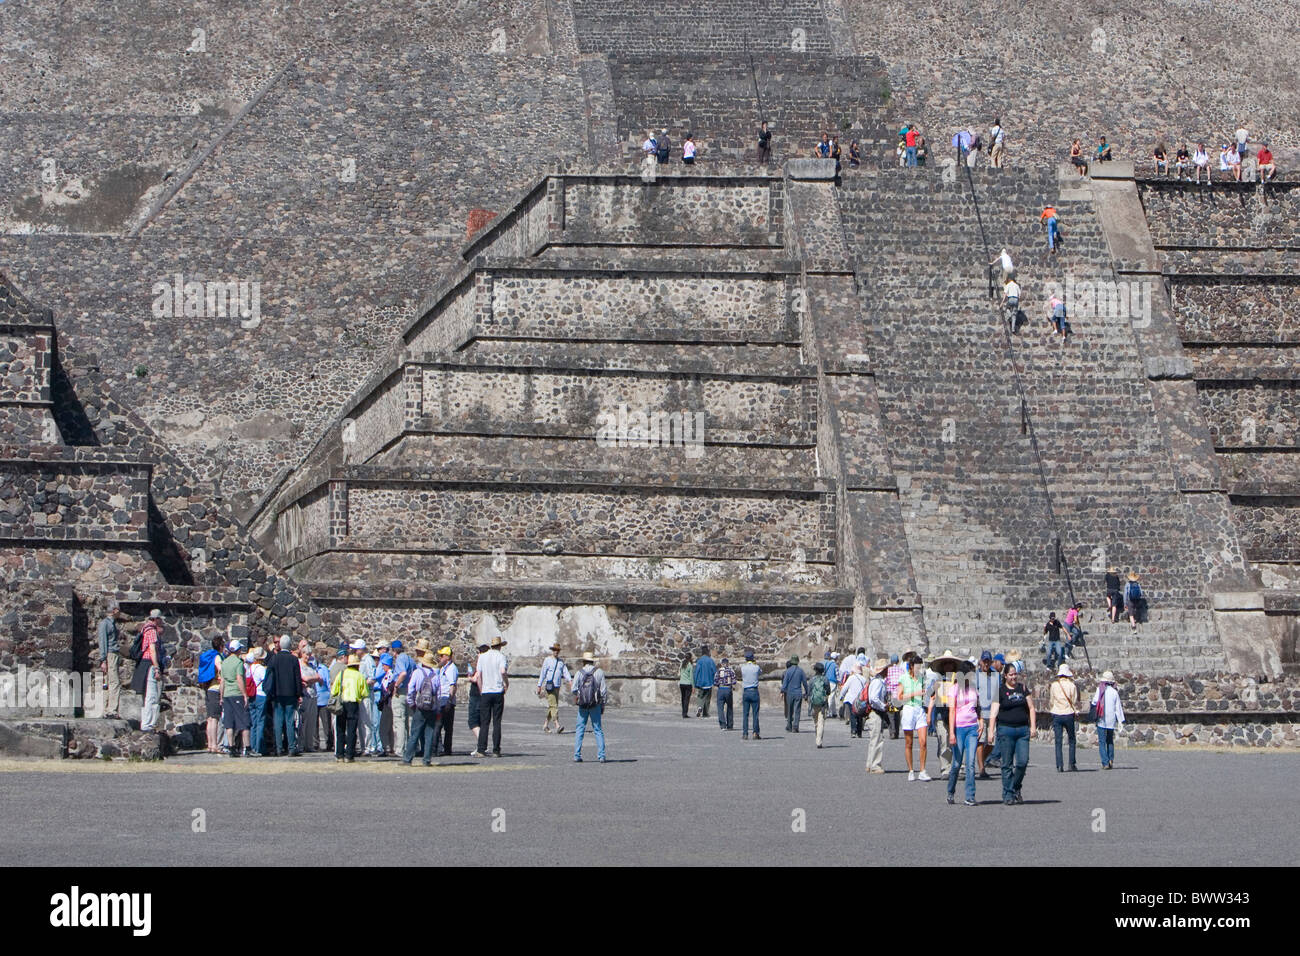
[787,655,799,665]
[347,653,361,666]
[415,638,431,651]
[490,636,507,648]
[1057,664,1074,678]
[250,647,265,661]
[1128,572,1140,581]
[579,649,597,663]
[1107,566,1119,573]
[929,650,964,673]
[550,642,562,652]
[1100,670,1116,683]
[872,657,890,676]
[437,646,452,657]
[419,651,439,667]
[1004,650,1022,662]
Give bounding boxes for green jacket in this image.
[331,667,370,703]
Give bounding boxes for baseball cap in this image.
[980,650,993,661]
[380,653,394,667]
[993,653,1006,662]
[391,640,403,650]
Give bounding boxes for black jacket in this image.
[268,651,304,701]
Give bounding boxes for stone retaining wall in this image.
[1173,277,1300,343]
[0,459,150,543]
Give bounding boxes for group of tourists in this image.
[1152,129,1276,183]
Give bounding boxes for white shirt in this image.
[999,251,1013,272]
[1004,280,1021,299]
[1193,149,1209,167]
[250,662,267,696]
[683,140,696,159]
[642,137,656,153]
[991,124,1004,145]
[840,672,866,705]
[439,662,458,694]
[1236,128,1248,146]
[476,649,508,694]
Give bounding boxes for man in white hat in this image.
[571,649,607,762]
[1091,671,1125,769]
[537,642,570,734]
[472,635,509,757]
[1048,663,1080,772]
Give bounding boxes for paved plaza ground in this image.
[1,705,1294,867]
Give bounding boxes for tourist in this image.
[991,247,1016,287]
[402,650,441,766]
[1104,566,1123,622]
[467,641,485,742]
[656,128,671,164]
[1124,572,1143,631]
[538,642,570,734]
[899,654,930,781]
[823,651,839,720]
[967,130,982,167]
[905,124,919,167]
[1049,664,1080,772]
[388,640,414,758]
[678,653,694,718]
[916,136,930,167]
[1235,124,1249,160]
[988,661,1036,805]
[331,652,368,762]
[571,649,608,762]
[841,659,867,738]
[682,133,696,165]
[359,642,382,755]
[1192,143,1210,184]
[885,654,903,737]
[1069,139,1088,176]
[97,602,124,719]
[1002,277,1021,331]
[926,654,958,778]
[1095,137,1113,163]
[1153,143,1168,177]
[199,636,223,753]
[642,129,657,157]
[473,636,509,758]
[269,635,304,756]
[989,117,1006,167]
[132,609,167,734]
[897,123,910,166]
[1175,144,1190,180]
[313,644,334,752]
[295,640,320,753]
[741,650,761,740]
[377,652,397,755]
[830,136,842,177]
[946,662,981,806]
[1091,671,1126,769]
[848,140,861,169]
[814,132,831,159]
[694,646,717,717]
[758,121,772,166]
[715,656,736,731]
[781,655,808,732]
[1063,603,1084,653]
[436,645,457,755]
[863,658,888,773]
[220,639,251,757]
[1257,143,1276,182]
[1047,294,1067,338]
[808,662,831,748]
[246,645,268,756]
[1043,613,1066,669]
[1221,143,1241,182]
[1040,203,1060,254]
[974,651,1000,778]
[1229,144,1243,181]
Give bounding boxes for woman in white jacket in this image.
[1092,671,1126,769]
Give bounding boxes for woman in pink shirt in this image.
[946,662,982,806]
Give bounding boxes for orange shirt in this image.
[1040,206,1058,222]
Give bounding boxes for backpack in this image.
[1126,581,1142,603]
[852,680,871,716]
[809,675,829,708]
[197,650,219,685]
[413,667,439,712]
[245,668,258,699]
[575,669,601,708]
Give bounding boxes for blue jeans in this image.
[574,705,605,760]
[785,694,803,731]
[403,707,439,765]
[997,725,1031,800]
[906,145,917,166]
[948,724,979,802]
[1045,640,1065,668]
[716,687,733,729]
[1098,726,1116,767]
[1053,714,1077,768]
[365,696,382,753]
[742,687,760,736]
[249,696,268,752]
[272,699,298,753]
[1046,217,1059,250]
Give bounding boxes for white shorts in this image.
[901,704,927,733]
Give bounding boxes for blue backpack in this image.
[197,649,220,685]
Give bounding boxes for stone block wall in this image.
[1173,277,1300,343]
[1198,381,1298,449]
[0,457,150,544]
[341,477,836,562]
[405,272,480,355]
[0,330,54,403]
[1228,498,1300,562]
[572,0,838,55]
[561,177,781,247]
[1140,183,1300,248]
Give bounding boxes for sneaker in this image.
[556,726,564,734]
[471,751,487,758]
[964,799,977,806]
[1004,798,1015,806]
[939,769,949,779]
[246,749,261,758]
[1069,765,1079,772]
[977,770,991,780]
[908,771,916,781]
[742,734,749,740]
[946,794,954,804]
[918,771,932,782]
[598,757,606,762]
[491,751,502,758]
[867,766,885,774]
[1014,792,1024,804]
[753,734,760,740]
[573,756,583,762]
